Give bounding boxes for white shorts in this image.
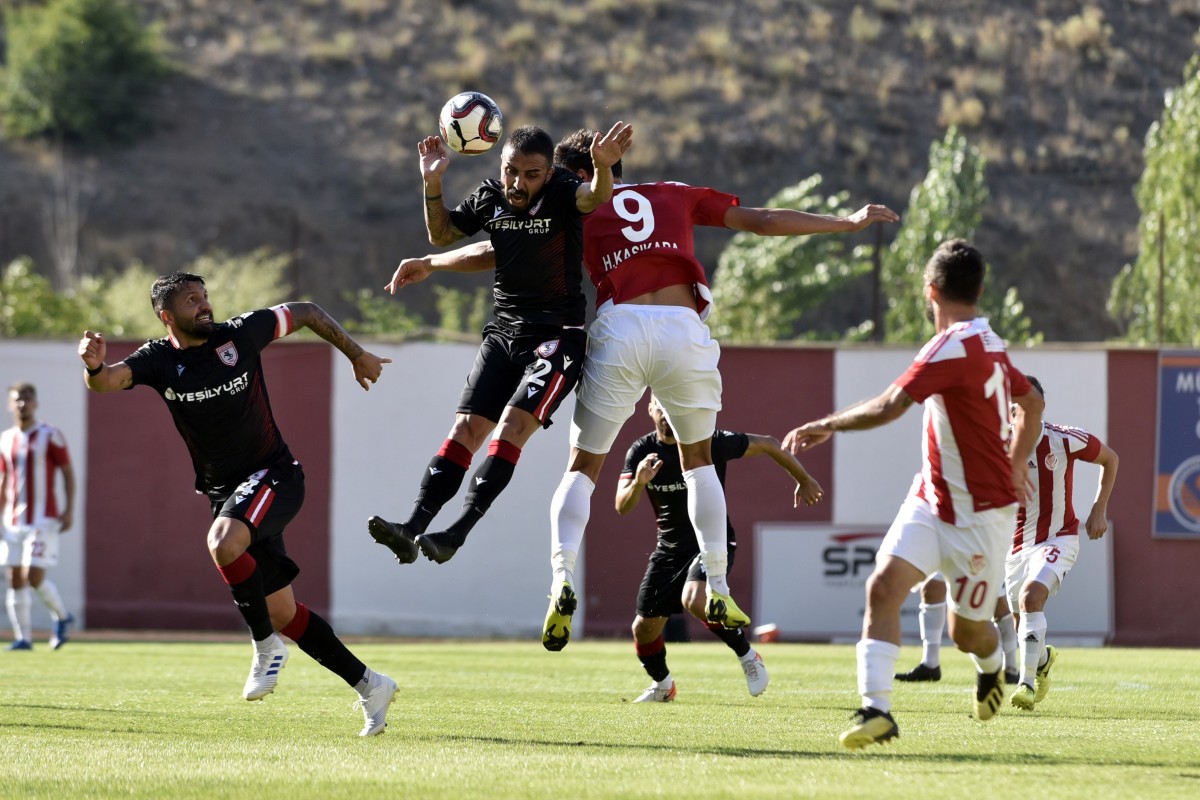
[879,497,1014,623]
[572,303,722,452]
[1,520,62,570]
[1005,534,1080,609]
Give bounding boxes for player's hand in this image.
[635,453,662,485]
[844,204,900,231]
[591,121,633,169]
[793,476,824,508]
[386,258,433,293]
[79,330,107,370]
[1084,505,1109,540]
[418,135,450,180]
[783,422,832,455]
[352,351,392,391]
[59,510,73,533]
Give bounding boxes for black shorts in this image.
[635,539,738,619]
[457,323,585,427]
[210,458,305,595]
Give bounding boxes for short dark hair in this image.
[554,128,623,180]
[503,125,554,164]
[1025,374,1045,398]
[151,272,206,313]
[923,239,985,305]
[8,381,35,397]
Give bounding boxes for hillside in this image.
[1,0,1197,340]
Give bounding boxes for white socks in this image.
[918,601,946,667]
[1018,610,1047,686]
[970,627,1005,674]
[858,638,901,713]
[35,578,67,620]
[996,611,1018,674]
[6,587,32,642]
[550,471,594,590]
[684,465,730,595]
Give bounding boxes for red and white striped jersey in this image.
[1012,421,1103,552]
[1,422,71,528]
[895,317,1032,528]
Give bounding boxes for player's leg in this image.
[682,568,767,697]
[1013,537,1075,708]
[5,556,34,650]
[632,615,676,702]
[993,593,1020,683]
[895,574,946,681]
[27,522,73,649]
[841,501,935,749]
[268,584,397,736]
[631,550,692,701]
[420,330,586,562]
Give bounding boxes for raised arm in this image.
[724,203,899,236]
[418,135,467,247]
[575,121,633,214]
[784,383,914,456]
[1084,443,1119,540]
[78,330,134,393]
[386,240,497,294]
[743,434,824,508]
[285,302,392,391]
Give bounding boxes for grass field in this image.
[2,639,1198,799]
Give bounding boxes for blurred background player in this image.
[785,239,1044,750]
[367,122,632,566]
[79,273,398,737]
[1006,375,1119,710]
[618,395,823,702]
[894,573,1021,684]
[1,382,76,651]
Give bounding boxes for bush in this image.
[0,0,169,144]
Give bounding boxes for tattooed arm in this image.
[285,302,392,391]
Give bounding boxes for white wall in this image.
[0,341,88,633]
[328,342,579,637]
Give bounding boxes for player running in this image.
[366,122,632,567]
[78,273,399,737]
[785,239,1045,750]
[1006,376,1119,710]
[619,395,822,702]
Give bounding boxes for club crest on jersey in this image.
[216,341,239,366]
[1043,453,1059,471]
[968,553,987,576]
[536,339,560,358]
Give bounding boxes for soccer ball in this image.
[438,92,503,155]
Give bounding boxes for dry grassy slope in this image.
[0,0,1196,340]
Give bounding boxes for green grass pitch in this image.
[2,640,1198,799]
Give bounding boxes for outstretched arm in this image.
[783,384,913,456]
[78,331,134,393]
[742,434,824,507]
[386,240,497,294]
[1084,443,1119,539]
[724,203,899,236]
[615,453,662,515]
[286,302,392,391]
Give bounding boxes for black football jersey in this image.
[124,306,296,498]
[449,166,587,331]
[621,430,750,551]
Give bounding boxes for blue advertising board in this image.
[1154,351,1200,538]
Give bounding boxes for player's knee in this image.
[1019,581,1048,612]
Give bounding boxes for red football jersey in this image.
[582,182,739,319]
[1012,422,1103,552]
[895,318,1033,527]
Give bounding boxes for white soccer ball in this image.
[438,92,504,155]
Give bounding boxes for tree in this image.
[0,0,168,144]
[0,257,89,336]
[1108,53,1200,346]
[710,175,874,343]
[882,126,1039,344]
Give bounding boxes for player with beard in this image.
[78,273,399,737]
[619,395,823,702]
[367,122,633,568]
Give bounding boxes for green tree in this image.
[434,286,490,336]
[0,257,88,336]
[344,288,423,337]
[0,0,168,144]
[1108,53,1200,346]
[710,175,873,343]
[883,127,1039,344]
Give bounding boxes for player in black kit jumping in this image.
[78,273,399,737]
[618,396,823,702]
[366,121,633,566]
